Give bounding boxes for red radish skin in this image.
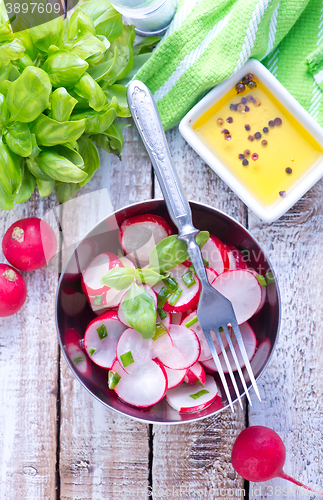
[119,214,173,266]
[201,235,229,274]
[64,328,91,377]
[0,264,27,317]
[232,426,322,495]
[166,375,218,413]
[226,244,249,270]
[184,361,206,385]
[81,252,124,297]
[2,218,57,271]
[156,264,200,313]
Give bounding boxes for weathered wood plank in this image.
[0,193,59,500]
[248,182,323,499]
[59,125,152,500]
[152,128,247,497]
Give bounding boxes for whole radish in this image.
[232,426,322,495]
[2,217,57,271]
[0,264,27,317]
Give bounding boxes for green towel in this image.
[136,0,323,130]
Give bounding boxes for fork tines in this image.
[202,323,261,412]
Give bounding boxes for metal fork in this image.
[127,80,261,412]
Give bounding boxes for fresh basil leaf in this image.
[30,17,64,53]
[108,25,135,81]
[68,8,96,40]
[71,35,107,60]
[37,178,55,197]
[80,0,123,42]
[55,145,84,168]
[101,266,135,290]
[149,231,210,273]
[0,138,21,210]
[106,84,130,117]
[42,50,88,88]
[6,66,51,123]
[122,283,156,339]
[55,181,80,203]
[196,230,209,248]
[92,121,124,157]
[0,38,25,67]
[29,133,41,158]
[0,92,9,127]
[77,136,100,187]
[133,36,161,56]
[72,102,117,134]
[87,46,117,81]
[36,151,88,183]
[134,268,164,286]
[15,160,36,203]
[74,72,106,112]
[51,88,78,122]
[31,114,86,147]
[26,156,52,181]
[0,15,13,44]
[4,122,32,157]
[117,53,152,87]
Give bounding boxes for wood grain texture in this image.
[248,182,323,499]
[0,193,59,500]
[152,129,247,498]
[59,125,152,500]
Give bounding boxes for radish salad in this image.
[77,213,268,413]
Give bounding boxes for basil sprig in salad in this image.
[101,232,209,339]
[0,0,160,209]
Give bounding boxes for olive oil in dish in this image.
[194,75,323,208]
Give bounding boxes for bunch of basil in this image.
[0,0,158,209]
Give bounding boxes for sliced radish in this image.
[201,235,229,274]
[170,312,186,325]
[166,375,218,413]
[111,358,167,408]
[211,269,262,325]
[117,327,172,373]
[120,214,173,266]
[81,252,124,296]
[65,328,91,377]
[153,263,200,313]
[248,268,267,314]
[118,284,157,327]
[157,324,200,370]
[84,311,127,369]
[226,244,248,270]
[181,311,229,361]
[202,322,257,373]
[184,361,206,385]
[163,366,187,389]
[157,309,171,329]
[206,266,218,284]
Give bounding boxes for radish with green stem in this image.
[231,426,323,495]
[0,264,27,317]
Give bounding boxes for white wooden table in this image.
[0,123,322,500]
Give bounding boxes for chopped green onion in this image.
[204,258,209,267]
[189,264,195,274]
[157,307,167,320]
[108,370,121,389]
[256,274,267,287]
[181,271,196,288]
[196,380,204,387]
[74,356,84,365]
[120,350,134,368]
[189,389,210,400]
[137,268,145,284]
[97,324,108,340]
[89,348,96,356]
[168,288,182,306]
[265,271,275,285]
[157,287,172,308]
[162,276,178,292]
[152,322,168,341]
[185,316,198,328]
[94,295,103,306]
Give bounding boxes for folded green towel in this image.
[136,0,323,130]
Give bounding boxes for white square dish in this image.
[179,59,323,223]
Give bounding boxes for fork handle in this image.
[127,80,196,237]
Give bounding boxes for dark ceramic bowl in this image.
[55,199,280,424]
